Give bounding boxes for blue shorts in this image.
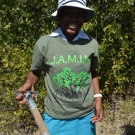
[43,111,96,135]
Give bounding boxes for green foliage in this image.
[0,0,57,133]
[0,0,135,134]
[84,0,135,104]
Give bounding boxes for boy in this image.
[16,0,103,135]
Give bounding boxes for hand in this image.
[91,97,103,123]
[15,81,35,105]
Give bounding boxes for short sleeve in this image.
[90,40,100,69]
[31,43,45,70]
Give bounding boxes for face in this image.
[58,7,85,41]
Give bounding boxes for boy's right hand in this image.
[15,81,34,105]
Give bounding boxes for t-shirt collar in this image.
[49,27,90,41]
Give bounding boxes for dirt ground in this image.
[96,98,135,135]
[1,97,135,135]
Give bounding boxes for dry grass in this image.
[0,96,135,135]
[96,96,135,135]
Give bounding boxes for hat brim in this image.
[51,3,94,22]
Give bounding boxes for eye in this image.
[64,11,72,17]
[77,11,85,18]
[77,13,84,17]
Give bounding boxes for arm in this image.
[15,70,42,104]
[91,69,100,94]
[26,70,42,85]
[91,69,103,122]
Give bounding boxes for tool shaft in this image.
[25,91,50,135]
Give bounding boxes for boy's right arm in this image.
[15,70,42,104]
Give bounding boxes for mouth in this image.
[68,24,78,29]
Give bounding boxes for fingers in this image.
[91,109,103,123]
[91,114,96,123]
[15,84,30,105]
[15,95,27,105]
[91,114,100,123]
[15,91,27,105]
[91,114,101,123]
[15,82,35,105]
[32,94,37,99]
[18,97,27,105]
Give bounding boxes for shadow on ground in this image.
[121,124,135,135]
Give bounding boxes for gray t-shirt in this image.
[31,35,99,119]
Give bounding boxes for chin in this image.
[67,29,78,35]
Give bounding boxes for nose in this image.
[70,14,78,20]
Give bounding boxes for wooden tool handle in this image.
[31,108,50,135]
[25,91,50,135]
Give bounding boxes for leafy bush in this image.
[0,0,135,133]
[85,0,135,103]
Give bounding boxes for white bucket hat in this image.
[51,0,94,22]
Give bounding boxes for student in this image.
[16,0,103,135]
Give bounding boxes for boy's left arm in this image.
[91,69,103,122]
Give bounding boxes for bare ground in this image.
[0,97,135,135]
[96,97,135,135]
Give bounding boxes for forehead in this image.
[60,6,85,13]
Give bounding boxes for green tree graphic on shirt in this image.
[52,68,89,91]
